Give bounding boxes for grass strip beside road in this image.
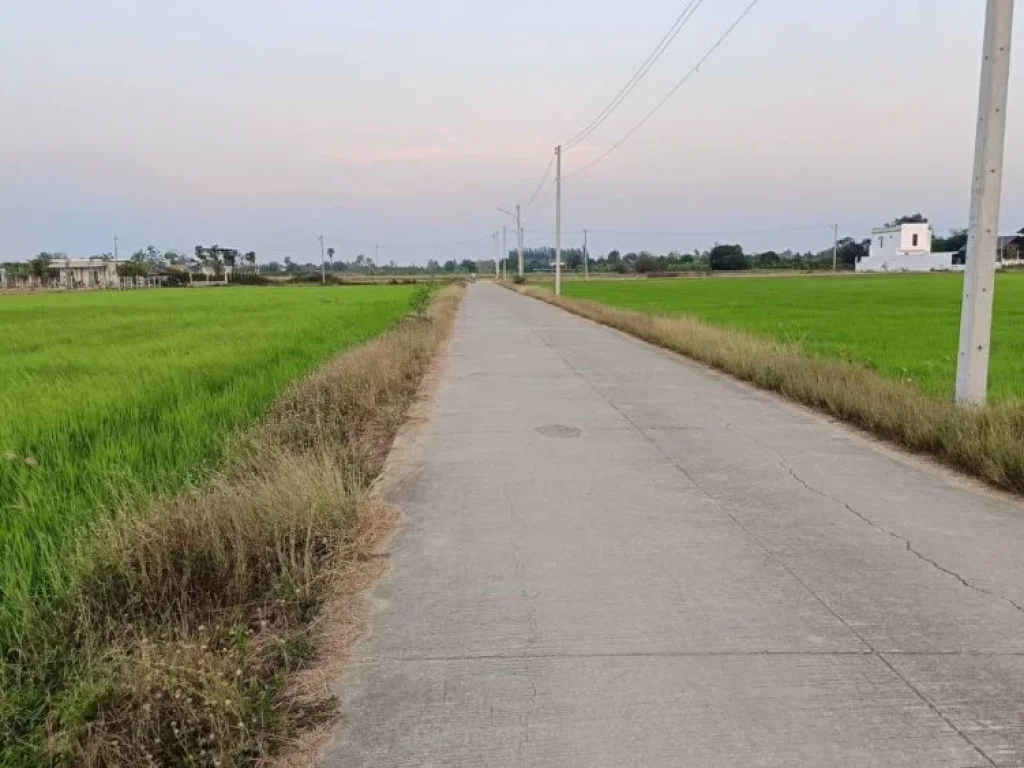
[558,273,1024,401]
[514,284,1024,496]
[1,286,463,766]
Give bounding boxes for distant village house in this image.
[51,257,118,288]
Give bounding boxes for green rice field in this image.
[0,285,414,636]
[561,273,1024,402]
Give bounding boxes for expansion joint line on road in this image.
[511,292,999,767]
[500,481,539,759]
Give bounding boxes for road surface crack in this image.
[784,460,1024,618]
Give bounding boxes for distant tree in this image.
[2,261,30,279]
[244,251,257,267]
[164,266,190,286]
[164,249,186,266]
[129,245,164,266]
[426,259,440,273]
[460,258,477,273]
[326,247,335,263]
[933,228,968,253]
[195,244,226,276]
[117,260,149,278]
[634,253,661,274]
[753,250,782,268]
[442,259,458,273]
[28,253,56,279]
[834,237,871,268]
[606,250,624,273]
[709,244,749,271]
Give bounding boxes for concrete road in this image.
[323,283,1024,767]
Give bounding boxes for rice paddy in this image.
[0,285,415,642]
[560,272,1024,402]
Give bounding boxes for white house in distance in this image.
[855,221,965,273]
[51,257,118,288]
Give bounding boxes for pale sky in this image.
[1,0,1022,263]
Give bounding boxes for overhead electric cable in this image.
[562,0,706,151]
[566,0,763,180]
[523,153,557,215]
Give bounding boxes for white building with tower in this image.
[855,221,964,273]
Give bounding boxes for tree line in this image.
[499,243,861,274]
[8,216,1018,283]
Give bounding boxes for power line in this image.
[523,153,557,215]
[562,0,706,151]
[566,0,763,180]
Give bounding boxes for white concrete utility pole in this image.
[498,206,523,279]
[832,224,839,273]
[956,0,1015,405]
[494,231,500,279]
[113,235,119,290]
[584,228,589,281]
[555,145,563,296]
[517,204,524,278]
[318,234,326,285]
[502,225,508,281]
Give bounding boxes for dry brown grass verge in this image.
[3,286,462,767]
[515,285,1024,495]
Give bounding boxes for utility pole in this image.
[494,231,500,279]
[374,243,379,268]
[584,228,589,281]
[956,0,1014,405]
[520,226,525,276]
[555,145,563,296]
[113,235,119,289]
[517,204,524,278]
[502,225,507,281]
[318,234,325,286]
[832,224,839,273]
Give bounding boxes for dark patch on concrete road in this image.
[535,424,582,438]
